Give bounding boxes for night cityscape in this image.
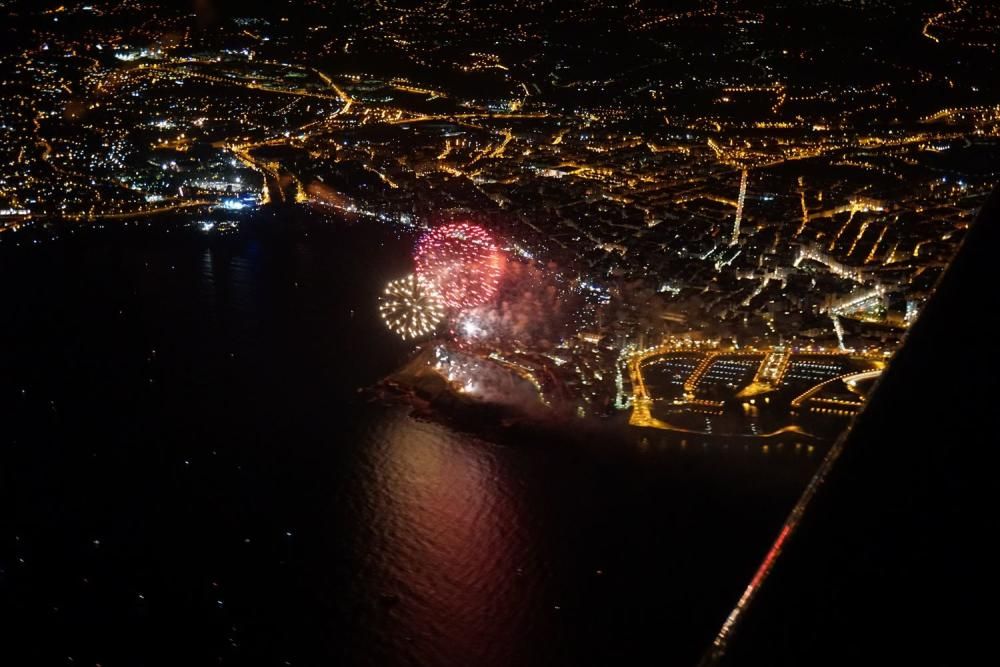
[3,1,995,665]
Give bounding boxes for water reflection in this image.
[356,414,534,665]
[0,220,828,667]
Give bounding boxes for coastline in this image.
[374,345,824,449]
[374,344,568,435]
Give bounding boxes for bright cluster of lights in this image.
[379,274,446,340]
[378,223,506,341]
[414,223,505,311]
[433,346,480,395]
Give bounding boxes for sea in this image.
[3,208,823,666]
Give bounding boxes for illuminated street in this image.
[1,2,996,666]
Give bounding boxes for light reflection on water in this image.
[352,414,537,666]
[2,219,825,667]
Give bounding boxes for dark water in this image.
[3,212,821,666]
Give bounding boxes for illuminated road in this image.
[63,200,213,221]
[314,69,355,114]
[922,0,967,44]
[738,347,791,397]
[131,63,345,102]
[386,112,552,125]
[226,142,286,205]
[790,369,882,410]
[627,344,691,429]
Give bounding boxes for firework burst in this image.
[414,223,505,311]
[379,274,446,340]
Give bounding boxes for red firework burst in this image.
[414,223,505,311]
